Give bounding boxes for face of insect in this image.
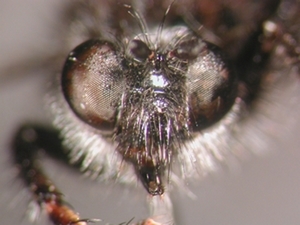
[2,0,300,225]
[61,26,237,195]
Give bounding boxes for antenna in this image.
[123,4,152,47]
[156,0,175,48]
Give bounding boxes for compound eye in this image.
[186,40,237,131]
[62,39,124,131]
[127,39,152,62]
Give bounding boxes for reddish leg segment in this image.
[12,125,98,225]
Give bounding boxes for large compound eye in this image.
[62,39,124,131]
[182,39,237,131]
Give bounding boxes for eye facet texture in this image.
[62,39,124,131]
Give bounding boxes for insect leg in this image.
[12,124,99,225]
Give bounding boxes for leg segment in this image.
[12,124,98,225]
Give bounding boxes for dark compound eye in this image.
[127,39,152,62]
[182,39,237,131]
[61,39,124,131]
